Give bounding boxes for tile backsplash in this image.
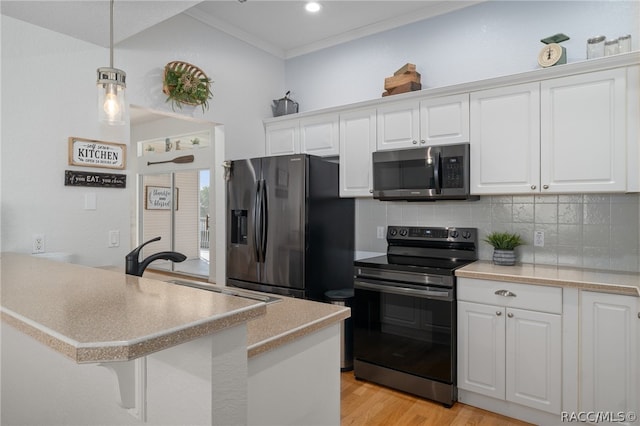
[355,194,640,272]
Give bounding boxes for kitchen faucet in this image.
[125,236,187,277]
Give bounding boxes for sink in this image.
[166,279,282,304]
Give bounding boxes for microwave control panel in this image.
[442,156,464,188]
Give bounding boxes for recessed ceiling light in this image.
[305,2,321,13]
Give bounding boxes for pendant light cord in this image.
[109,0,114,68]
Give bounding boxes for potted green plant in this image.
[483,231,524,266]
[162,61,213,112]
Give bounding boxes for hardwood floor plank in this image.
[341,372,532,426]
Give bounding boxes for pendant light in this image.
[97,0,127,125]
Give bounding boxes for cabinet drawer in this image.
[457,278,562,314]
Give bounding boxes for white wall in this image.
[1,13,284,266]
[286,1,639,111]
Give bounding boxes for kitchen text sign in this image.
[68,137,126,170]
[65,170,126,188]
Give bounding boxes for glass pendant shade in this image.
[97,67,127,125]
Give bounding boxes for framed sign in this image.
[68,137,126,170]
[145,186,179,210]
[64,170,126,188]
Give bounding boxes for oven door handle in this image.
[354,279,453,301]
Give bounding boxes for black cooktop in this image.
[354,254,476,276]
[355,226,478,277]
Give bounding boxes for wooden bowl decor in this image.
[162,61,213,112]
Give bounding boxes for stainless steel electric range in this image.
[352,226,477,407]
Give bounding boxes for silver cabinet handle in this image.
[496,311,502,316]
[531,185,537,190]
[420,140,426,144]
[495,289,517,297]
[543,184,549,189]
[507,312,514,318]
[412,140,418,144]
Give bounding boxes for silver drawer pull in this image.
[507,312,514,318]
[495,289,517,297]
[496,311,502,316]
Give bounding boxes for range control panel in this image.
[387,226,476,243]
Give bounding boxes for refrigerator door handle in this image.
[261,179,268,261]
[254,180,262,262]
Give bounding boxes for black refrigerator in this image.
[226,154,354,301]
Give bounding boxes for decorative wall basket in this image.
[162,61,213,112]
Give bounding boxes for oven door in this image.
[353,278,455,384]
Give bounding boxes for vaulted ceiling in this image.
[1,1,482,59]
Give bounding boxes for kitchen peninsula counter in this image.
[456,260,640,297]
[2,253,348,425]
[0,252,267,363]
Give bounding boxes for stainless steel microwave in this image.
[372,143,476,201]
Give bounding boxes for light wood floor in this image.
[341,372,533,426]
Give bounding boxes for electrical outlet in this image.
[376,226,386,239]
[32,234,45,253]
[108,230,120,248]
[534,230,545,247]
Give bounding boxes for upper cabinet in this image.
[265,113,339,157]
[265,120,300,156]
[339,108,377,197]
[300,114,340,157]
[540,69,627,193]
[377,94,469,151]
[420,93,470,145]
[470,83,540,194]
[376,100,420,150]
[471,68,629,195]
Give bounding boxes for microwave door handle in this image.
[434,152,442,194]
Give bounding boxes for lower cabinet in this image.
[458,277,640,425]
[580,291,639,425]
[457,278,562,415]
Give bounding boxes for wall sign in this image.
[65,170,126,188]
[68,137,126,169]
[145,186,179,210]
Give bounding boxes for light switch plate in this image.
[84,193,97,210]
[108,230,120,248]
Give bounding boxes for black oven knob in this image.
[388,228,398,237]
[399,228,408,237]
[449,230,459,239]
[462,231,472,239]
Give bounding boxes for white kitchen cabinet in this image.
[470,83,540,194]
[580,291,638,424]
[265,113,339,157]
[265,120,299,156]
[471,68,629,195]
[299,114,339,157]
[376,100,420,150]
[457,278,562,415]
[339,108,377,197]
[420,93,469,145]
[377,94,469,151]
[540,68,627,193]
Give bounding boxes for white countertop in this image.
[456,261,640,297]
[139,271,351,359]
[0,253,266,363]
